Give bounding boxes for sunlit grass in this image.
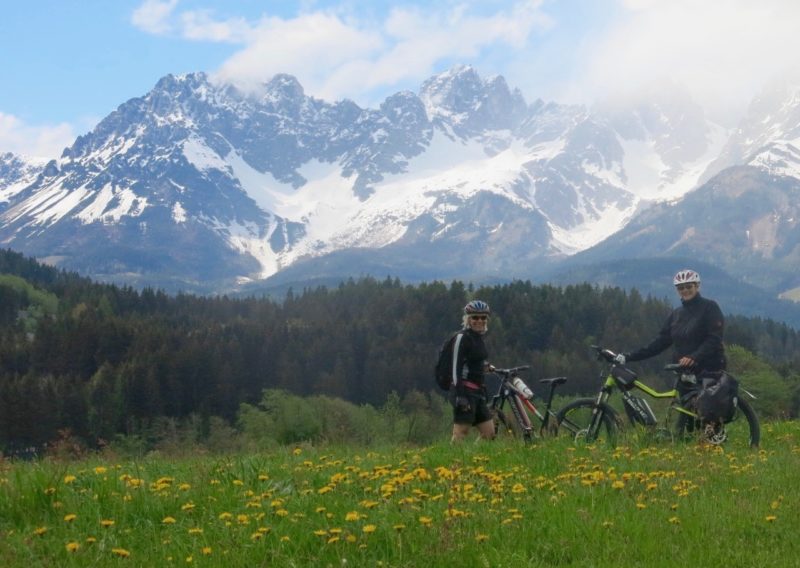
[1,423,799,566]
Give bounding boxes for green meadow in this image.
[2,423,799,567]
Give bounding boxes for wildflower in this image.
[250,532,264,541]
[64,514,78,522]
[258,474,269,481]
[293,448,302,455]
[162,516,177,524]
[280,536,290,542]
[362,524,377,534]
[94,467,107,475]
[232,479,244,486]
[179,483,191,491]
[475,534,489,542]
[346,534,357,543]
[345,511,361,522]
[33,527,48,536]
[111,548,130,558]
[66,542,80,552]
[181,502,195,511]
[327,536,340,544]
[237,514,250,524]
[765,515,777,522]
[314,530,328,537]
[218,512,232,520]
[100,519,115,528]
[64,475,77,484]
[511,483,526,493]
[669,517,680,525]
[188,527,203,534]
[86,536,97,544]
[419,516,433,526]
[201,547,212,556]
[393,524,406,531]
[611,481,625,489]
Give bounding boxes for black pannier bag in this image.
[695,372,739,423]
[611,366,638,390]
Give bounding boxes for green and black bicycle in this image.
[555,345,760,448]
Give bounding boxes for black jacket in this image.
[627,293,726,372]
[453,328,489,394]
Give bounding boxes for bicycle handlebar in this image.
[492,365,531,376]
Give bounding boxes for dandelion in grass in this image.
[275,509,288,517]
[362,524,377,534]
[314,530,328,537]
[201,547,212,556]
[669,517,680,525]
[94,467,107,475]
[636,503,646,510]
[66,541,80,552]
[237,514,250,525]
[64,475,77,484]
[188,527,203,534]
[64,513,77,522]
[111,548,130,558]
[280,536,290,542]
[602,521,613,528]
[419,517,433,526]
[511,483,526,494]
[179,483,191,491]
[162,516,177,524]
[100,519,115,528]
[250,532,264,541]
[181,502,195,511]
[86,536,97,544]
[218,512,232,521]
[393,524,406,532]
[327,536,340,544]
[475,534,489,542]
[766,515,777,522]
[611,480,625,490]
[346,534,357,543]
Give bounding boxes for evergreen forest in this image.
[1,248,799,454]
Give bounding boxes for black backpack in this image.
[434,331,464,391]
[696,372,739,424]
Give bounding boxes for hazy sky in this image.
[2,0,799,158]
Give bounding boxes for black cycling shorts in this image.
[453,390,492,426]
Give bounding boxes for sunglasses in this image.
[469,315,489,321]
[675,284,696,291]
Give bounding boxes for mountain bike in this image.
[489,366,575,442]
[555,346,760,448]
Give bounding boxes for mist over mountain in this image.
[1,65,800,326]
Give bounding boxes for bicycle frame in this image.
[489,366,567,441]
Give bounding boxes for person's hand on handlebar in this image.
[614,353,627,365]
[678,356,696,368]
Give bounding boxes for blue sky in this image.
[2,0,799,158]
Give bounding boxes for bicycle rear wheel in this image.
[556,399,619,446]
[676,397,760,448]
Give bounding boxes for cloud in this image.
[572,0,800,123]
[131,0,180,35]
[0,113,75,159]
[131,1,551,104]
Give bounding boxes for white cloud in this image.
[0,113,75,159]
[131,0,180,35]
[571,0,800,123]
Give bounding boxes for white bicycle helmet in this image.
[673,269,701,286]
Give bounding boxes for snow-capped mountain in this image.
[0,66,726,292]
[0,153,46,213]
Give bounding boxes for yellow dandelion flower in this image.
[94,467,107,475]
[100,519,115,527]
[111,548,130,558]
[275,509,288,517]
[293,447,302,455]
[66,542,80,552]
[64,475,77,484]
[33,527,48,536]
[511,483,526,493]
[669,517,680,525]
[475,534,489,542]
[188,527,203,534]
[250,532,264,541]
[201,547,212,556]
[363,524,377,534]
[237,514,250,524]
[327,536,340,544]
[232,479,244,486]
[346,534,357,543]
[44,487,56,495]
[86,536,97,544]
[186,555,193,563]
[315,507,327,513]
[258,526,271,534]
[181,502,195,511]
[314,530,328,537]
[280,536,290,542]
[64,513,78,522]
[419,516,433,526]
[218,512,232,520]
[162,516,177,524]
[602,521,614,528]
[393,524,406,531]
[179,483,191,491]
[636,503,646,510]
[611,480,625,489]
[766,515,777,522]
[345,511,360,521]
[258,474,269,481]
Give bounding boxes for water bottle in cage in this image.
[512,377,534,399]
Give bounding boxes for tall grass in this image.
[1,423,799,567]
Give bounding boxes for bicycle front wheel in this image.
[556,398,619,446]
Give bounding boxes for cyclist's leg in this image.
[474,395,496,440]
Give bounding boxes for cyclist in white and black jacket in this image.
[616,269,725,396]
[451,300,496,442]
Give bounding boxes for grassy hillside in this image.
[2,423,799,566]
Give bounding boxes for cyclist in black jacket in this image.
[615,269,725,396]
[451,300,496,442]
